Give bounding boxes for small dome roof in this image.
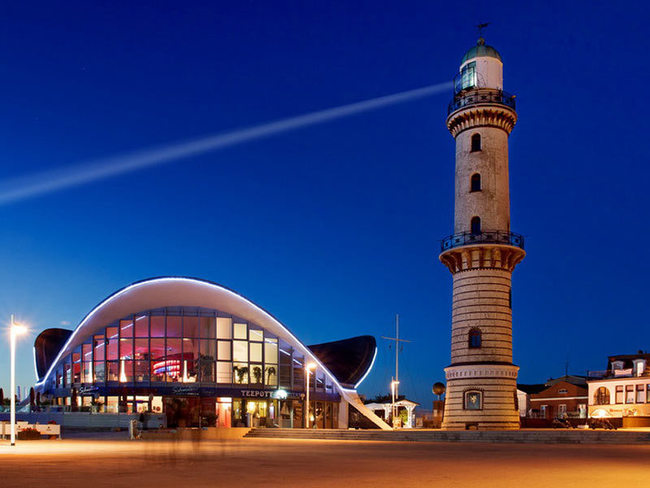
[461,38,502,64]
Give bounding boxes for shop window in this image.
[471,133,481,152]
[470,173,481,192]
[471,216,481,235]
[464,390,482,410]
[468,328,482,348]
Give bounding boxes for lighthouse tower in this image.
[439,37,525,430]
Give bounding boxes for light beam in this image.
[0,81,452,205]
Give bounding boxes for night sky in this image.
[1,1,648,406]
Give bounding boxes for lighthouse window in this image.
[456,61,477,92]
[464,390,482,410]
[471,133,481,152]
[470,173,481,192]
[468,328,482,348]
[471,217,481,235]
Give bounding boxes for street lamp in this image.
[10,315,27,447]
[391,379,400,428]
[304,362,316,428]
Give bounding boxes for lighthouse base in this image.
[441,364,520,430]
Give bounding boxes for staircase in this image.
[245,428,650,444]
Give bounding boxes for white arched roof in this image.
[36,277,348,393]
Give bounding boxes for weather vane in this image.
[476,22,490,41]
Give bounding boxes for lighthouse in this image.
[439,37,525,430]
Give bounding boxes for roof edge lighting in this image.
[36,277,354,397]
[354,345,377,389]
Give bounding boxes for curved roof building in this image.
[35,277,388,429]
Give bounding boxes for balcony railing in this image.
[447,88,516,115]
[440,230,525,253]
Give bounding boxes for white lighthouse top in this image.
[456,38,503,92]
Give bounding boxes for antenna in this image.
[382,314,412,427]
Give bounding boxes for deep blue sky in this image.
[0,1,648,405]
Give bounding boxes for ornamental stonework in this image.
[446,105,517,137]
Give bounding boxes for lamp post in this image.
[10,315,27,447]
[391,379,400,428]
[304,362,316,428]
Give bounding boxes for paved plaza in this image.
[1,435,649,487]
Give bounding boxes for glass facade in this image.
[44,306,340,428]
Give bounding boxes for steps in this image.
[245,428,650,444]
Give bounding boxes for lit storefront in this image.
[587,353,650,427]
[34,277,387,429]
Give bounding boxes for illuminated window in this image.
[216,317,232,339]
[471,133,481,152]
[615,385,624,404]
[457,61,476,92]
[464,390,482,410]
[468,328,482,348]
[183,316,200,337]
[249,329,263,342]
[216,361,232,383]
[250,365,263,384]
[233,341,248,362]
[250,342,263,362]
[471,216,481,235]
[470,173,481,192]
[217,341,231,360]
[134,315,149,338]
[233,322,247,340]
[626,385,635,404]
[636,384,644,403]
[233,363,249,384]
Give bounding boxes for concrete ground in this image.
[1,434,649,487]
